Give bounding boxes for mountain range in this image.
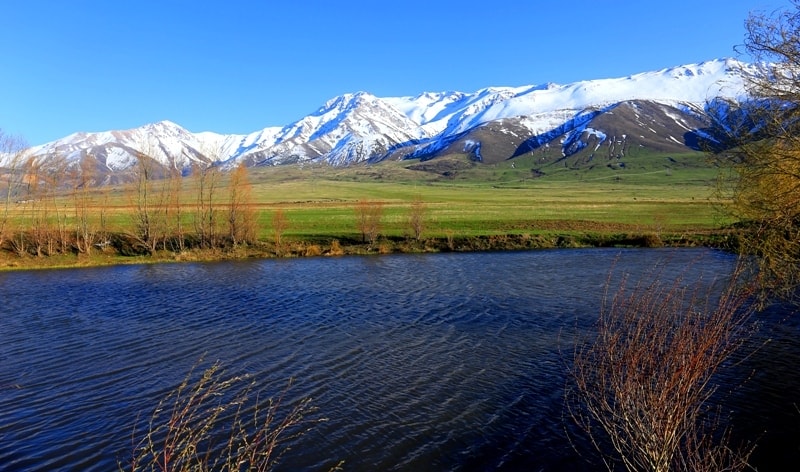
[18,58,751,181]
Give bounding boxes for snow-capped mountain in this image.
[238,91,429,167]
[19,58,752,179]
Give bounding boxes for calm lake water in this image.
[0,248,798,471]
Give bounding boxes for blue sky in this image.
[0,0,780,146]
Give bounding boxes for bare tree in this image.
[227,162,257,247]
[72,158,98,254]
[43,152,69,255]
[22,155,51,257]
[407,197,426,241]
[271,208,288,255]
[131,147,159,252]
[0,130,28,248]
[9,155,40,256]
[567,267,756,472]
[355,199,383,246]
[192,163,221,249]
[97,183,112,248]
[163,162,186,253]
[129,138,180,254]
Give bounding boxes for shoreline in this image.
[0,230,736,272]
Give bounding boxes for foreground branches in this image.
[122,360,323,472]
[567,267,756,472]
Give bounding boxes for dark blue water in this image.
[0,248,798,471]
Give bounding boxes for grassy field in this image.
[242,151,728,240]
[0,150,735,269]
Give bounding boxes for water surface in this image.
[0,249,798,470]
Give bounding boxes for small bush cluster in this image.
[567,265,756,471]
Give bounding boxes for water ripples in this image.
[0,249,798,471]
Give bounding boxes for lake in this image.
[0,248,798,471]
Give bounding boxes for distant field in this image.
[0,150,733,267]
[238,151,729,240]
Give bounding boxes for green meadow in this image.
[244,151,729,240]
[0,150,734,269]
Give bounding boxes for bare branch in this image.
[567,263,757,471]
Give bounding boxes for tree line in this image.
[0,140,261,258]
[0,137,431,260]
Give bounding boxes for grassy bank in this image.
[0,228,735,271]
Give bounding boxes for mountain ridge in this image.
[14,58,752,179]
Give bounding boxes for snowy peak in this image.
[21,58,753,176]
[307,91,423,142]
[236,90,429,166]
[28,120,219,174]
[384,58,749,138]
[383,91,470,126]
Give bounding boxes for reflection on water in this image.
[0,248,797,471]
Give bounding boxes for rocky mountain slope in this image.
[13,58,751,180]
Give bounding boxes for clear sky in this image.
[0,0,783,146]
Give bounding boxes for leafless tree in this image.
[22,155,50,256]
[355,199,383,246]
[227,162,257,247]
[192,162,221,249]
[44,152,70,254]
[97,184,112,248]
[72,158,98,254]
[407,197,426,241]
[131,146,159,252]
[164,162,186,253]
[0,130,28,248]
[271,208,288,255]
